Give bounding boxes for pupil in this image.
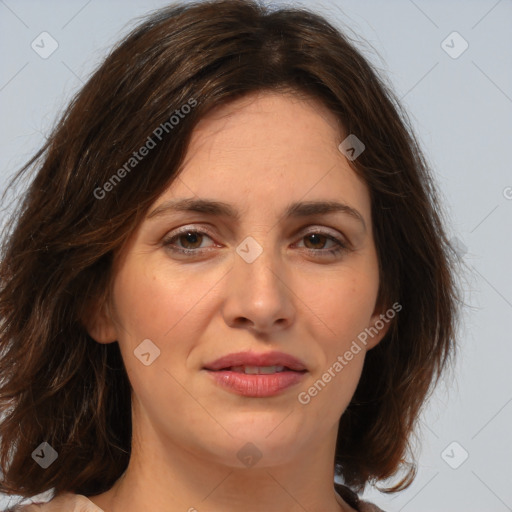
[305,234,325,249]
[182,232,201,248]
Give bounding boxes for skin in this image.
[85,91,390,512]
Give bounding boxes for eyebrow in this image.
[147,198,366,231]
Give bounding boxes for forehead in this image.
[160,91,370,221]
[188,91,343,162]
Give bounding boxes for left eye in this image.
[297,232,342,251]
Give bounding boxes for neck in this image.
[88,415,354,512]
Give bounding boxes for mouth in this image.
[203,352,308,397]
[203,351,307,372]
[216,365,305,374]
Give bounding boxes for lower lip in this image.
[205,369,306,397]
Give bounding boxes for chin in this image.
[202,417,308,466]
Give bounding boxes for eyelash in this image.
[162,227,349,259]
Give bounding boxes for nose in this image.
[221,238,296,335]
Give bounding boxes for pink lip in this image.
[206,370,306,397]
[203,351,307,372]
[203,351,308,397]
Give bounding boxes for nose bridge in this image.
[235,233,283,298]
[223,232,294,332]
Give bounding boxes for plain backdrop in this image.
[0,1,511,511]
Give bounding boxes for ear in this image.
[363,302,395,351]
[82,294,117,344]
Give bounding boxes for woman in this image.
[0,1,461,511]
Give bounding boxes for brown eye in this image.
[176,231,204,250]
[303,233,329,250]
[162,229,216,254]
[296,230,348,258]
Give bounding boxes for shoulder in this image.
[7,493,104,512]
[334,482,387,512]
[358,500,387,512]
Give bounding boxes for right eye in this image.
[162,228,218,255]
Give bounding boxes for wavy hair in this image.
[0,0,461,502]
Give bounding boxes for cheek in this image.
[303,264,379,348]
[312,262,379,405]
[109,258,212,410]
[296,270,374,416]
[111,256,213,341]
[109,255,232,383]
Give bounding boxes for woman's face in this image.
[90,91,389,469]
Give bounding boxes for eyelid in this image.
[168,224,217,238]
[162,225,219,248]
[299,225,348,241]
[165,223,347,240]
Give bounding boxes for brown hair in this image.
[0,0,461,502]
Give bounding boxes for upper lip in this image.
[203,351,307,371]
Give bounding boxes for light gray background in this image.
[1,1,511,511]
